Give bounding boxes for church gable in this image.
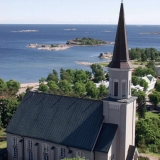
[6,91,104,151]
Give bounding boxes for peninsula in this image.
[27,37,114,51]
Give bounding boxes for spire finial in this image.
[121,0,123,3]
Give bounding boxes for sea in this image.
[0,24,160,83]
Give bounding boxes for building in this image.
[6,3,138,160]
[141,74,156,92]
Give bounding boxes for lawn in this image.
[145,111,160,118]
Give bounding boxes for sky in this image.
[0,0,159,25]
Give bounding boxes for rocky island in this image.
[28,37,114,51]
[66,37,114,45]
[98,52,113,59]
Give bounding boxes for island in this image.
[27,37,114,51]
[98,52,113,59]
[139,32,160,35]
[66,37,114,45]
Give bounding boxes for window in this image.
[76,151,85,158]
[114,82,118,96]
[27,140,33,160]
[60,148,66,159]
[43,143,49,160]
[122,82,126,97]
[12,137,18,158]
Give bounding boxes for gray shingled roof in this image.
[94,123,118,153]
[6,91,104,151]
[108,3,132,69]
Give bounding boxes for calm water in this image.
[0,24,160,83]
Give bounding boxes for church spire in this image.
[108,3,132,69]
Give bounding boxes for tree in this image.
[146,60,155,71]
[74,70,88,83]
[60,68,75,83]
[90,64,105,83]
[0,98,19,127]
[141,52,147,61]
[132,90,146,119]
[47,81,58,93]
[74,82,86,96]
[132,76,140,85]
[6,79,20,95]
[133,67,156,77]
[58,80,72,94]
[149,91,160,107]
[39,77,46,84]
[38,83,48,92]
[155,82,160,92]
[46,73,59,83]
[98,84,108,98]
[86,81,99,98]
[140,79,148,91]
[0,78,7,95]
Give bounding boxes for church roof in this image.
[94,123,118,153]
[6,91,104,151]
[108,3,132,69]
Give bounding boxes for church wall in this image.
[103,98,136,160]
[94,151,108,160]
[7,133,92,160]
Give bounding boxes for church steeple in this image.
[108,3,132,69]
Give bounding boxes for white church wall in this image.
[7,133,92,160]
[95,151,108,160]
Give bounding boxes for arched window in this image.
[27,140,33,160]
[12,136,18,158]
[43,143,49,160]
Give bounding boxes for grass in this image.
[96,62,109,67]
[0,128,6,149]
[0,128,6,137]
[145,111,160,118]
[130,60,148,65]
[0,141,6,149]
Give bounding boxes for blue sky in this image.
[0,0,159,24]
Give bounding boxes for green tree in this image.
[90,64,105,83]
[155,82,160,92]
[38,83,48,92]
[137,92,146,119]
[98,84,108,98]
[146,60,155,71]
[86,81,99,99]
[74,70,88,83]
[60,68,75,83]
[149,91,160,107]
[39,77,46,84]
[74,82,86,96]
[141,52,147,61]
[46,73,59,83]
[0,98,19,127]
[0,78,7,95]
[6,79,20,95]
[58,80,72,94]
[140,79,148,91]
[47,81,58,93]
[132,76,140,85]
[133,67,156,77]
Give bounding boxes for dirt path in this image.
[140,153,160,160]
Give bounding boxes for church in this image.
[6,3,139,160]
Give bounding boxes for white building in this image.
[6,3,138,160]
